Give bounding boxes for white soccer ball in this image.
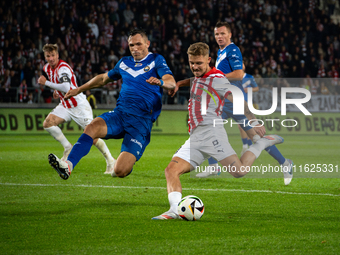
[177,195,205,221]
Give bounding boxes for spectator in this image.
[86,90,97,109]
[19,79,28,102]
[123,4,134,24]
[320,82,330,95]
[88,17,99,39]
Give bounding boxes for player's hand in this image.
[146,77,162,86]
[53,90,59,99]
[168,84,179,97]
[254,124,266,137]
[64,88,79,99]
[244,88,248,93]
[38,75,46,85]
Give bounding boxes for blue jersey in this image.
[215,42,243,88]
[242,73,258,101]
[216,43,245,103]
[108,53,173,122]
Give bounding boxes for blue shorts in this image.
[99,110,153,161]
[222,101,252,131]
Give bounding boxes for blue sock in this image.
[208,157,218,165]
[241,138,248,145]
[265,145,286,165]
[67,133,93,169]
[247,138,252,146]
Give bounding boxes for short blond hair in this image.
[187,42,209,57]
[43,44,58,53]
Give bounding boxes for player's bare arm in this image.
[224,69,244,81]
[64,73,113,100]
[146,74,176,90]
[169,78,193,97]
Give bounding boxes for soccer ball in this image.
[177,195,205,221]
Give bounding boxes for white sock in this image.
[242,144,248,149]
[44,126,72,150]
[168,191,182,214]
[247,138,268,158]
[94,138,115,162]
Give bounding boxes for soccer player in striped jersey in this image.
[152,42,284,220]
[38,44,116,174]
[47,29,176,180]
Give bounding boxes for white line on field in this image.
[1,182,340,197]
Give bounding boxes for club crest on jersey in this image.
[144,66,150,72]
[135,63,143,67]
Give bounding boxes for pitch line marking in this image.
[1,182,340,197]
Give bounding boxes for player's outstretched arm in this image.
[64,73,112,99]
[169,78,193,97]
[146,74,176,90]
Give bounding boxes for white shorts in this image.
[49,101,93,129]
[173,125,236,168]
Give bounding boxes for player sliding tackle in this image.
[47,29,176,180]
[152,42,285,220]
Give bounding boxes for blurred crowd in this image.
[0,0,340,104]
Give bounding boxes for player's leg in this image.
[238,125,251,156]
[244,127,294,185]
[153,138,197,220]
[43,105,72,161]
[112,151,136,177]
[92,138,116,174]
[219,134,284,177]
[110,113,153,178]
[69,101,116,173]
[48,117,108,180]
[152,157,192,220]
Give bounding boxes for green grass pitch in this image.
[0,133,339,254]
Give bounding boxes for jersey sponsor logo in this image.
[135,63,143,67]
[120,61,155,77]
[130,138,143,149]
[144,66,150,72]
[197,87,219,106]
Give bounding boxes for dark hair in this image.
[215,21,231,32]
[128,28,148,39]
[187,42,209,56]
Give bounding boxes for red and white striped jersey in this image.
[43,59,86,108]
[188,67,231,134]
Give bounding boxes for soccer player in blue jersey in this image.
[196,22,293,185]
[48,29,176,180]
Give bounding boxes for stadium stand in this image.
[0,0,340,104]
